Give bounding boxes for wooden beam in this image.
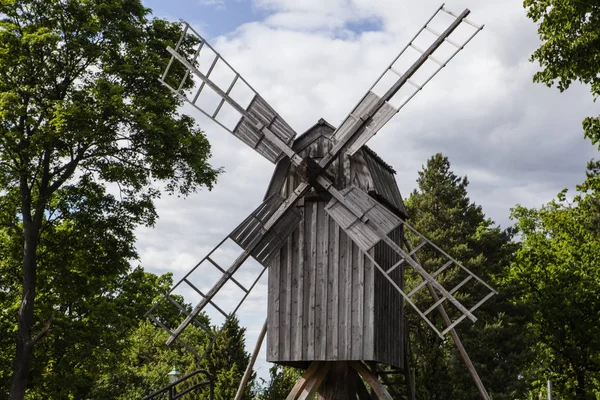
[286,362,323,400]
[350,361,393,400]
[234,320,267,400]
[297,363,331,400]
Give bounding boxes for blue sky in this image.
[143,0,382,38]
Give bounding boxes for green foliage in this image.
[509,160,600,399]
[404,153,530,399]
[524,0,600,146]
[0,0,220,397]
[257,365,303,400]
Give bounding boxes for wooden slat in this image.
[330,224,340,359]
[318,207,329,360]
[283,239,293,360]
[294,211,305,359]
[307,202,317,360]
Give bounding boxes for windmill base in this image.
[285,361,394,400]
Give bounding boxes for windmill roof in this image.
[292,118,396,175]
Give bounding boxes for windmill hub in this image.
[297,156,325,189]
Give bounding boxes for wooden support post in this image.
[297,363,330,400]
[286,362,324,400]
[403,238,490,400]
[350,361,393,400]
[234,320,267,400]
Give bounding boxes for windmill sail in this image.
[331,5,483,157]
[160,22,298,164]
[324,185,496,338]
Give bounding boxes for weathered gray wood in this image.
[350,361,393,400]
[307,202,317,360]
[297,363,331,400]
[286,237,294,360]
[235,320,267,400]
[286,362,323,400]
[268,249,280,361]
[266,123,406,367]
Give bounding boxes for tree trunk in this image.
[9,213,41,400]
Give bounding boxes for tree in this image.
[0,1,219,398]
[202,316,254,400]
[509,160,600,399]
[524,0,600,146]
[403,153,530,399]
[257,365,303,400]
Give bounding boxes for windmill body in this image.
[265,120,405,368]
[144,5,499,399]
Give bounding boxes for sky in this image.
[138,0,598,383]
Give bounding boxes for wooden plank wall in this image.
[266,200,376,364]
[373,226,404,368]
[266,122,405,368]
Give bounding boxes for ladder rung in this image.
[213,74,239,118]
[423,276,471,316]
[386,240,426,275]
[409,42,425,54]
[192,81,205,104]
[441,292,494,336]
[424,25,441,37]
[192,54,220,104]
[407,79,422,90]
[389,66,403,78]
[441,6,459,18]
[444,37,462,49]
[206,257,250,293]
[428,54,444,66]
[407,260,453,297]
[441,7,483,30]
[206,54,220,78]
[184,278,229,318]
[166,295,215,337]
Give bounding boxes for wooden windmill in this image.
[146,4,497,399]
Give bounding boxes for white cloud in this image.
[137,0,598,381]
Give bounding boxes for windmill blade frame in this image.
[160,22,300,165]
[323,185,497,338]
[326,6,482,163]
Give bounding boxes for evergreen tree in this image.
[404,153,530,399]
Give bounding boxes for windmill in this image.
[145,4,497,399]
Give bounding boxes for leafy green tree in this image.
[524,0,600,146]
[509,160,600,399]
[257,365,303,400]
[404,153,530,399]
[0,0,219,398]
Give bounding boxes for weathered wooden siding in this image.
[266,200,377,364]
[266,120,405,368]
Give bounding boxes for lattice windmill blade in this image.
[160,22,301,165]
[147,193,305,347]
[322,184,497,338]
[324,5,483,166]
